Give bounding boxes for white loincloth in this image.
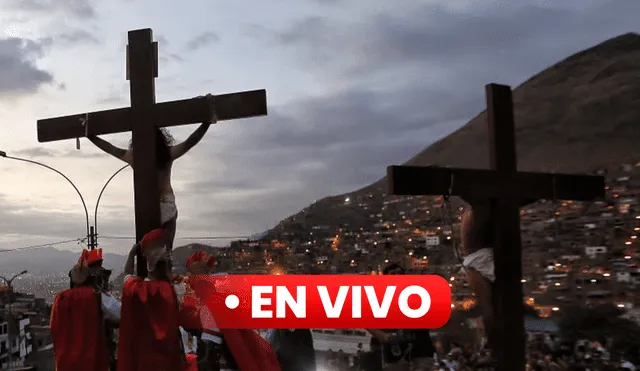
[160,194,178,225]
[463,248,495,282]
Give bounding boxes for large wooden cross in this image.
[36,28,267,277]
[387,84,605,370]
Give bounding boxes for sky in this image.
[0,0,639,257]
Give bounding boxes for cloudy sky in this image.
[0,0,638,256]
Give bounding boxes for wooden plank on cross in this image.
[387,166,604,201]
[128,28,158,278]
[386,84,605,371]
[35,28,268,278]
[36,90,267,143]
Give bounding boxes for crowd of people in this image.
[317,334,638,370]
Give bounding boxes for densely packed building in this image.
[0,287,51,370]
[223,162,640,320]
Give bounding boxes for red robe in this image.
[50,285,109,371]
[117,277,185,371]
[180,276,282,371]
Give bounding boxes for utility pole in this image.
[89,226,97,250]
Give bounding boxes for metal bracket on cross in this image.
[76,113,89,150]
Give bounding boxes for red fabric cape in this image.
[180,276,282,371]
[50,286,109,371]
[117,277,185,371]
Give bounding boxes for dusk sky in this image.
[1,0,638,255]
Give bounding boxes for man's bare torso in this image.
[124,149,175,200]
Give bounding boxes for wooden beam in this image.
[387,166,605,201]
[486,83,525,371]
[128,28,159,278]
[37,89,267,143]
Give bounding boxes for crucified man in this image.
[460,202,495,351]
[460,198,535,353]
[88,94,217,251]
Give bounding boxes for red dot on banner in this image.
[225,294,239,309]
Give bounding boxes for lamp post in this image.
[1,270,28,370]
[1,150,131,250]
[0,151,90,243]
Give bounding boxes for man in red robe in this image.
[51,248,119,371]
[117,228,197,371]
[179,251,282,371]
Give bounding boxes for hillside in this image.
[0,247,126,275]
[268,33,640,236]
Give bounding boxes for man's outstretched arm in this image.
[170,122,211,160]
[170,94,216,160]
[88,136,132,164]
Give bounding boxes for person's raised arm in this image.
[170,122,211,160]
[170,94,217,161]
[123,244,138,278]
[88,135,132,164]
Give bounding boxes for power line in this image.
[99,235,254,240]
[0,238,84,253]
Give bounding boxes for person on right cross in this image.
[460,198,536,355]
[459,202,495,353]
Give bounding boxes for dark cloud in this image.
[176,0,640,237]
[185,32,220,51]
[0,37,53,96]
[273,1,640,83]
[6,0,95,18]
[179,81,467,235]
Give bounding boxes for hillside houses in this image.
[223,162,640,316]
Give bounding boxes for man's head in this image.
[69,249,105,287]
[140,228,171,277]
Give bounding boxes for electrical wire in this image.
[0,238,84,253]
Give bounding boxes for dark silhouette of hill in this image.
[269,33,640,234]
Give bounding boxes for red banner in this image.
[188,275,451,329]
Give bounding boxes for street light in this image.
[0,270,28,290]
[0,151,90,240]
[1,150,131,250]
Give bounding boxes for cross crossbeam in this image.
[37,90,267,143]
[388,166,604,201]
[386,84,605,370]
[36,28,268,278]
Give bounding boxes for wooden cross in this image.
[36,28,267,277]
[387,84,605,370]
